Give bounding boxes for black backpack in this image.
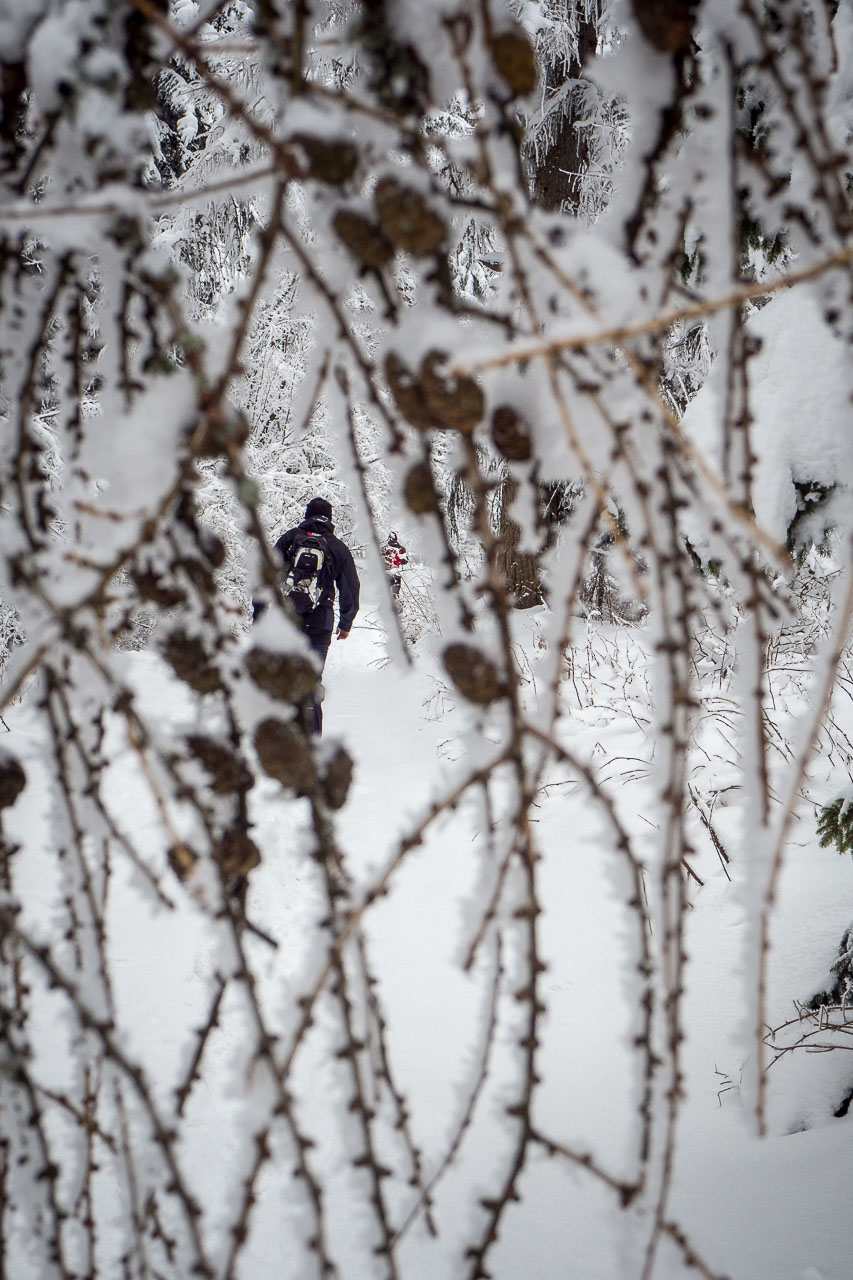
[283,529,330,614]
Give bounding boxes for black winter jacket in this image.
[275,515,360,636]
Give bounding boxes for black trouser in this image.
[305,630,331,735]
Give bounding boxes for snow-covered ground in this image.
[6,597,853,1280]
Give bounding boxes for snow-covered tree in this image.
[4,2,853,1278]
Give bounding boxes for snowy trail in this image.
[6,612,853,1280]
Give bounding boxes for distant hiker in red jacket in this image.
[382,532,408,599]
[275,498,360,734]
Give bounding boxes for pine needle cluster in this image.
[817,798,853,857]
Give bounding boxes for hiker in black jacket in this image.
[275,497,360,734]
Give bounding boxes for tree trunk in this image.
[528,5,599,213]
[495,3,600,605]
[496,474,544,610]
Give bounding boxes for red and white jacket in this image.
[383,542,408,573]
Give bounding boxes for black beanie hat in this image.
[305,497,333,521]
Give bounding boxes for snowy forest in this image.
[4,0,853,1276]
